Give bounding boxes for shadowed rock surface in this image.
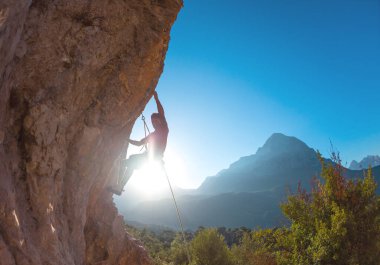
[0,0,181,264]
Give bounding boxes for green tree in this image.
[231,229,280,265]
[279,153,380,265]
[125,225,176,265]
[191,228,233,265]
[217,226,250,247]
[170,233,190,265]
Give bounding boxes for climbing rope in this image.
[140,114,151,152]
[161,162,192,264]
[141,114,151,135]
[137,114,191,263]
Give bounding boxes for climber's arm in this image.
[153,91,165,117]
[128,139,143,146]
[128,136,149,147]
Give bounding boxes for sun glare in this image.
[164,149,187,187]
[126,149,188,199]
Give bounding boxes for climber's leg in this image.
[118,158,128,184]
[107,159,127,195]
[108,153,148,195]
[125,152,148,170]
[119,167,133,189]
[119,153,148,187]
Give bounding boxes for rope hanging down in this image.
[141,114,191,263]
[161,163,192,265]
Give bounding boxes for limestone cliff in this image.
[0,0,182,264]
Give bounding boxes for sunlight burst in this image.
[126,149,187,199]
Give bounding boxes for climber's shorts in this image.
[125,152,148,170]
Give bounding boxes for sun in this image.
[127,161,166,198]
[126,149,187,199]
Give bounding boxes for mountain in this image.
[350,155,380,170]
[197,133,321,194]
[122,133,380,229]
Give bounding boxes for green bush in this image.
[278,154,380,265]
[191,228,233,265]
[171,233,190,265]
[231,229,279,265]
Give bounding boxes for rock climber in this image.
[109,91,169,195]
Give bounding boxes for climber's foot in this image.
[107,186,122,196]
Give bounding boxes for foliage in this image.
[278,153,380,265]
[217,226,250,247]
[170,233,191,265]
[125,224,176,264]
[126,152,380,265]
[231,229,280,265]
[125,225,236,265]
[190,228,233,265]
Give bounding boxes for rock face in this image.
[0,0,181,264]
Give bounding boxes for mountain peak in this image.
[266,132,301,143]
[257,133,311,156]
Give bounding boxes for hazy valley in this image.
[117,133,380,229]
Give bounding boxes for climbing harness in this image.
[161,162,192,264]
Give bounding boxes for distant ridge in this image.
[122,133,380,229]
[350,155,380,170]
[197,133,320,194]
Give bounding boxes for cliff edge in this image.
[0,0,182,264]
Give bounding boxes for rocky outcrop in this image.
[0,0,182,264]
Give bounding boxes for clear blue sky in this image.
[131,0,380,188]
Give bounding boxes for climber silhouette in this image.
[109,91,169,195]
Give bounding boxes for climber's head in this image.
[151,113,162,129]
